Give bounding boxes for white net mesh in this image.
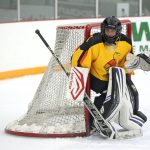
[5,20,131,137]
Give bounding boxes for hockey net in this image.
[5,20,132,137]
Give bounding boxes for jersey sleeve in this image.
[71,47,92,69]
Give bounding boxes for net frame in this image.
[5,20,132,138]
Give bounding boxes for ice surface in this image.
[0,70,150,150]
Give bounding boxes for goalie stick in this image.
[35,29,116,139]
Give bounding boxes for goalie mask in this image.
[101,16,122,44]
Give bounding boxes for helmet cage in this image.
[101,16,122,44]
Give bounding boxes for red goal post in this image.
[5,19,132,138]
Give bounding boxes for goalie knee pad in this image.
[118,77,145,130]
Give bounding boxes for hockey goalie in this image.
[70,54,149,139]
[71,16,149,139]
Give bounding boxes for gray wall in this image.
[0,0,150,23]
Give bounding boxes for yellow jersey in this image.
[71,33,133,81]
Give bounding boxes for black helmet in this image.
[101,16,122,44]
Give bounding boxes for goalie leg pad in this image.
[126,76,147,122]
[102,67,143,131]
[116,79,144,130]
[102,67,126,121]
[118,94,144,130]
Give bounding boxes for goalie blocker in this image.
[67,66,146,139]
[66,67,89,101]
